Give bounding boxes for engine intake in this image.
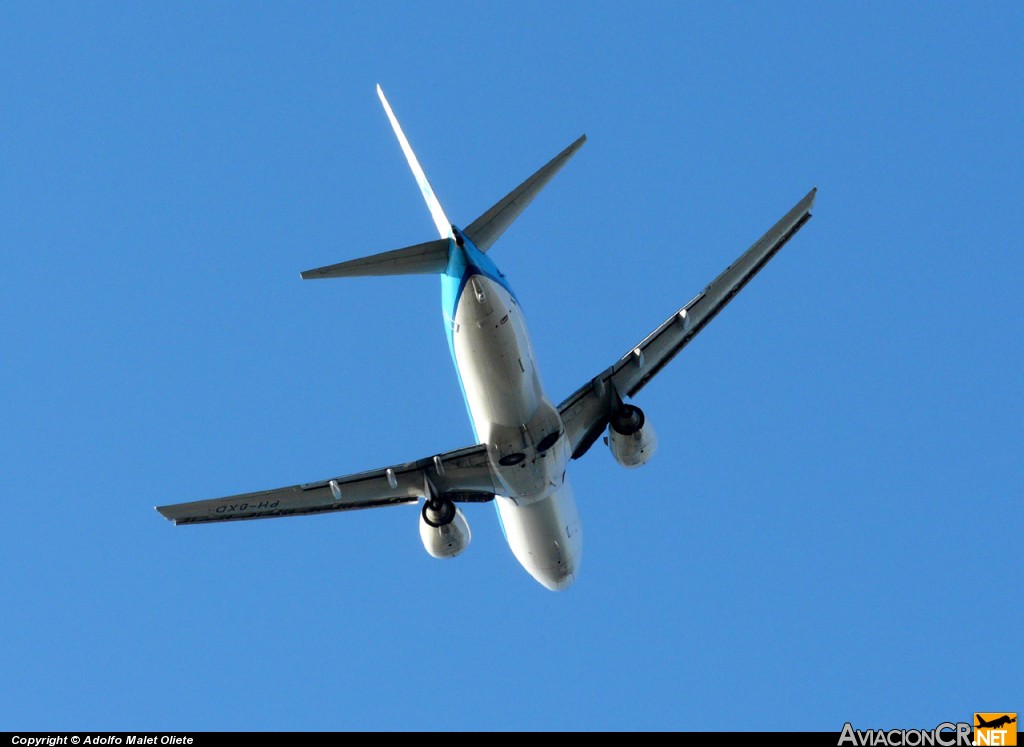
[607,404,657,468]
[419,500,471,559]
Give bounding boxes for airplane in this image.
[976,715,1016,730]
[156,85,817,591]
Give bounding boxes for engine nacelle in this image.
[607,404,657,468]
[419,501,471,559]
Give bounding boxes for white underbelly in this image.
[452,276,568,501]
[449,273,580,588]
[496,482,582,591]
[452,276,541,431]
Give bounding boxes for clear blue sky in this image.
[2,1,1020,731]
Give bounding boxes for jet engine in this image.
[418,498,471,559]
[607,404,657,468]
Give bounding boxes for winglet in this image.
[376,84,452,240]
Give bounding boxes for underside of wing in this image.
[559,188,817,460]
[157,443,497,525]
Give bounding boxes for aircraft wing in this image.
[156,443,498,525]
[558,188,817,459]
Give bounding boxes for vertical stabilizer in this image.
[376,84,452,240]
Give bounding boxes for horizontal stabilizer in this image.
[301,238,449,279]
[465,134,587,252]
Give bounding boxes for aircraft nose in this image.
[541,571,576,591]
[527,527,582,591]
[531,561,577,591]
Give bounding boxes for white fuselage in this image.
[448,271,582,590]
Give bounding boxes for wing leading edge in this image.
[559,188,817,460]
[156,443,498,525]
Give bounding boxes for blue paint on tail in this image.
[441,229,517,437]
[440,230,516,530]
